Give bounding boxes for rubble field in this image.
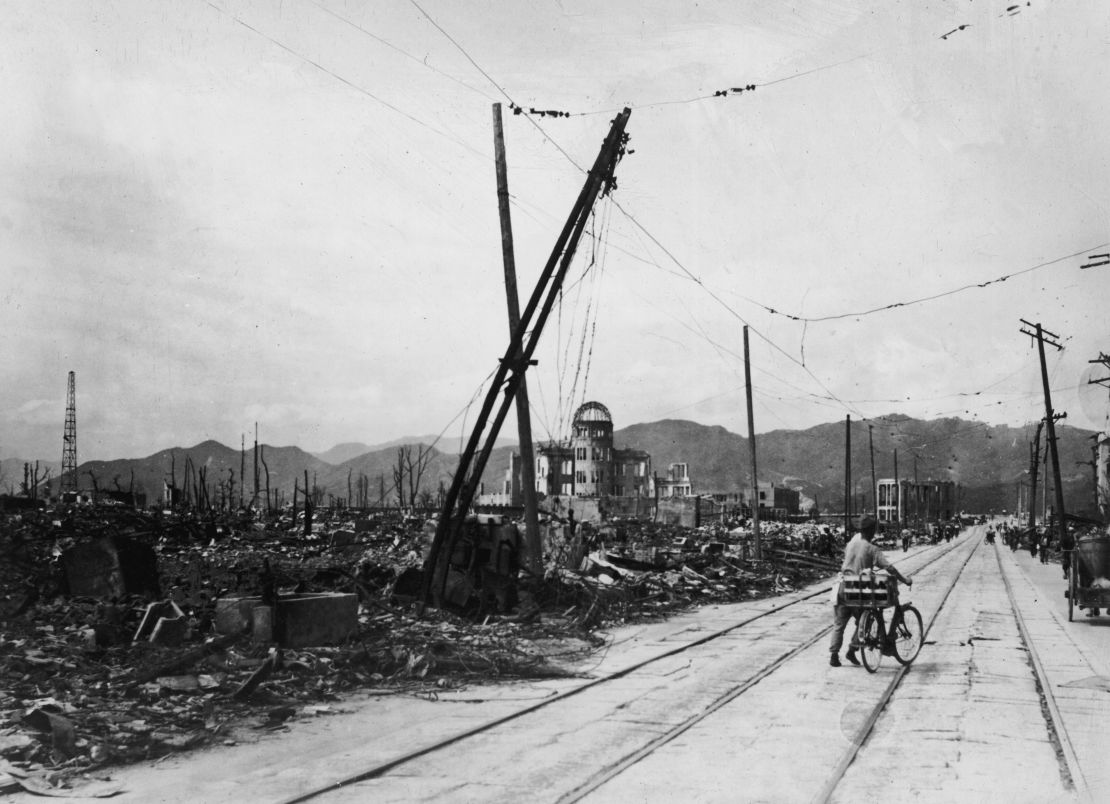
[0,505,840,797]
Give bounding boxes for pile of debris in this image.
[1,504,837,793]
[540,518,838,627]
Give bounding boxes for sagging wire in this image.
[559,204,603,437]
[204,1,489,163]
[610,197,869,422]
[749,243,1110,323]
[308,0,498,102]
[573,196,617,413]
[405,0,1089,435]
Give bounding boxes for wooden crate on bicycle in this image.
[841,570,896,608]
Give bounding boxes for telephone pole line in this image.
[743,326,761,560]
[1027,420,1043,535]
[1020,319,1068,549]
[868,424,877,514]
[492,102,541,578]
[843,415,851,536]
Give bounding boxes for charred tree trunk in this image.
[260,446,271,513]
[303,469,313,537]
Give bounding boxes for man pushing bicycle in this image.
[829,515,912,667]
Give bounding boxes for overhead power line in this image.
[750,243,1110,323]
[204,1,489,162]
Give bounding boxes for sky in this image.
[2,0,1109,467]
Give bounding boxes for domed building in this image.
[533,401,653,499]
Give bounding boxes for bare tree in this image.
[392,448,406,508]
[405,445,434,509]
[84,469,100,501]
[21,462,48,501]
[303,469,313,536]
[260,446,271,512]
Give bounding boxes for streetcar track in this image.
[812,532,983,804]
[993,541,1090,802]
[278,537,971,804]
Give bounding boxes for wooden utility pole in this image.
[492,103,542,578]
[893,449,900,525]
[253,423,259,509]
[240,434,245,509]
[868,424,877,514]
[844,415,851,537]
[422,108,632,608]
[1027,421,1043,535]
[1021,320,1069,549]
[913,455,919,531]
[743,325,761,559]
[1043,442,1050,522]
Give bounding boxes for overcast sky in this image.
[2,0,1109,465]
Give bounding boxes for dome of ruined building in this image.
[573,401,612,425]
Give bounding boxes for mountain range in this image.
[13,415,1100,517]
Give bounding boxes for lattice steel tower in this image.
[61,371,78,497]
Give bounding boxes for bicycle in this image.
[843,570,924,673]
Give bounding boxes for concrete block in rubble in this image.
[214,598,257,635]
[150,615,188,646]
[214,593,358,647]
[275,593,357,648]
[354,519,373,534]
[251,605,273,643]
[62,536,160,599]
[133,601,186,643]
[329,530,356,548]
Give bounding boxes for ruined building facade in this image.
[534,402,653,499]
[876,478,957,523]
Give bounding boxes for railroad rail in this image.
[278,534,975,804]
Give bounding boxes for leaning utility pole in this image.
[61,371,78,499]
[1020,319,1069,549]
[492,102,541,578]
[422,109,632,608]
[844,415,851,536]
[743,325,761,559]
[1027,420,1043,534]
[868,424,877,514]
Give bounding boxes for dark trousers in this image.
[830,605,860,654]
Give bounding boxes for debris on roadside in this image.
[0,503,838,784]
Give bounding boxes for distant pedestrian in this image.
[1061,526,1075,580]
[1038,535,1049,564]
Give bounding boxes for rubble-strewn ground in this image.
[0,504,855,797]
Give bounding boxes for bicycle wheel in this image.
[857,609,883,673]
[892,605,923,665]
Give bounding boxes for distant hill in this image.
[312,442,376,466]
[25,415,1099,517]
[611,415,1098,517]
[314,436,518,467]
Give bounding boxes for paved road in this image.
[17,528,1110,803]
